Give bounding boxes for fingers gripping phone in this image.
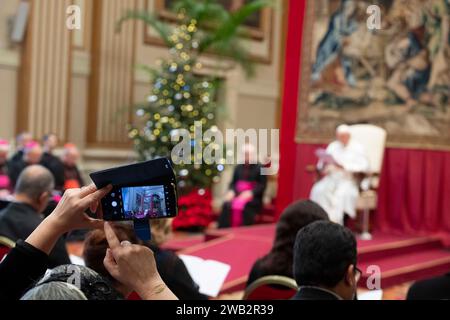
[90,158,178,222]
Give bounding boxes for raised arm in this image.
[26,184,112,254]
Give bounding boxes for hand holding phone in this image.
[90,159,178,222]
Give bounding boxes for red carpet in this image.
[163,225,450,293]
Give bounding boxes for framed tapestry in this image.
[297,0,450,150]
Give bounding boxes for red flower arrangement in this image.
[172,188,215,231]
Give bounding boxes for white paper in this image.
[358,289,383,300]
[179,254,231,298]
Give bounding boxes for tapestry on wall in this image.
[297,0,450,149]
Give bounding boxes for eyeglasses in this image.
[354,267,363,283]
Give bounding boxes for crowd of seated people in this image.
[1,143,449,300]
[0,132,85,200]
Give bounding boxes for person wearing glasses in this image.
[292,221,361,300]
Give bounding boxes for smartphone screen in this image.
[101,183,177,221]
[122,185,167,219]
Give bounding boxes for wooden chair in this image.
[243,276,298,300]
[348,124,387,240]
[0,236,15,262]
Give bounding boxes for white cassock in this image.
[310,140,369,225]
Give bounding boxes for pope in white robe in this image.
[310,125,369,225]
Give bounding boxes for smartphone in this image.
[90,158,178,221]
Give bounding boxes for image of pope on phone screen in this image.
[122,185,167,219]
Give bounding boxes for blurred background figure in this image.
[218,144,267,228]
[61,143,84,191]
[310,125,369,225]
[246,200,329,287]
[9,132,33,164]
[41,134,65,192]
[8,141,43,189]
[0,165,70,267]
[0,140,11,197]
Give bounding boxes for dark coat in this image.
[0,202,70,268]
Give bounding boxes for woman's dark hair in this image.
[256,200,329,278]
[83,224,139,285]
[22,265,123,300]
[293,221,357,288]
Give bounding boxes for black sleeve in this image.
[47,236,71,268]
[252,166,267,199]
[42,157,65,191]
[156,251,208,300]
[0,240,49,300]
[6,160,24,189]
[246,259,265,288]
[229,166,240,193]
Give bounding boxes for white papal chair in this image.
[348,124,387,240]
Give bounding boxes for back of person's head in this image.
[151,218,172,246]
[259,200,329,277]
[84,224,138,295]
[273,200,329,253]
[293,221,358,300]
[21,282,87,300]
[22,265,123,300]
[15,165,54,212]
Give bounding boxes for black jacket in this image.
[148,244,208,300]
[6,156,26,189]
[41,152,65,191]
[0,240,49,300]
[292,287,342,300]
[0,202,70,268]
[407,274,450,300]
[229,164,267,202]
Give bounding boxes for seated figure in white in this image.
[310,125,369,225]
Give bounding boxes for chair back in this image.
[349,124,387,174]
[0,236,15,262]
[244,276,298,300]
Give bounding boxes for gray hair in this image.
[21,282,87,300]
[14,165,54,200]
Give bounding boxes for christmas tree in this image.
[118,0,269,229]
[128,16,224,190]
[119,0,269,190]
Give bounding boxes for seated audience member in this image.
[218,144,267,228]
[246,200,329,287]
[0,165,70,267]
[61,143,84,190]
[41,134,65,191]
[84,220,207,300]
[406,273,450,300]
[7,141,43,188]
[0,140,11,195]
[0,184,177,300]
[292,221,361,300]
[310,124,369,225]
[22,265,123,300]
[9,132,32,163]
